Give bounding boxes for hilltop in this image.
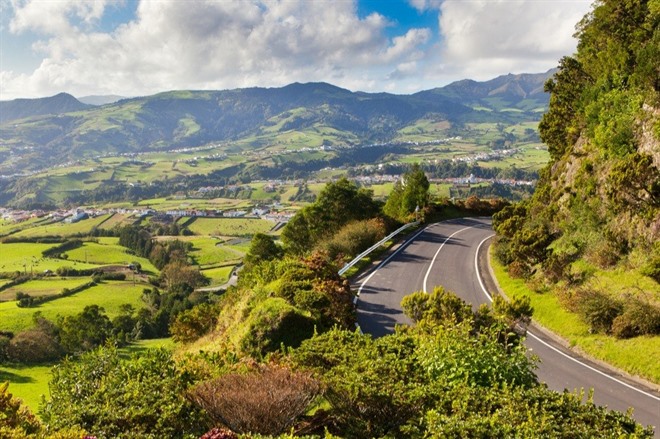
[0,92,91,125]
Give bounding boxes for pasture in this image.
[0,242,100,273]
[186,237,244,268]
[97,213,139,230]
[0,216,51,237]
[186,217,275,237]
[9,214,112,239]
[0,280,147,333]
[63,240,158,273]
[201,265,234,286]
[0,278,91,302]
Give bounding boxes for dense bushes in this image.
[240,298,316,356]
[284,291,650,438]
[41,345,206,439]
[320,218,386,262]
[559,286,660,338]
[17,286,650,437]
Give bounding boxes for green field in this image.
[0,216,51,236]
[0,364,52,415]
[64,240,158,273]
[97,213,139,230]
[201,265,234,286]
[185,237,244,268]
[0,242,100,273]
[186,217,275,236]
[0,280,147,333]
[10,214,112,239]
[0,278,91,302]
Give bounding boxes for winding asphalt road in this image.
[354,217,660,433]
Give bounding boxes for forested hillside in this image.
[494,0,660,339]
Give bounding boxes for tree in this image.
[401,163,430,214]
[384,164,429,221]
[243,233,283,267]
[160,259,207,293]
[538,56,591,160]
[281,178,380,254]
[57,305,112,354]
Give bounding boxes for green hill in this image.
[0,92,91,125]
[0,74,551,175]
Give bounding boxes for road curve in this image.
[354,217,659,432]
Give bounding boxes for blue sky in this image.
[0,0,592,100]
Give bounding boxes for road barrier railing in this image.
[338,221,420,276]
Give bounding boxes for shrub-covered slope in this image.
[494,0,660,339]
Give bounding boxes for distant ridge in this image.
[78,95,127,106]
[0,71,554,173]
[0,92,90,125]
[417,69,554,111]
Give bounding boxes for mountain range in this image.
[0,70,552,174]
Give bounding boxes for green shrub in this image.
[170,302,220,343]
[577,289,623,334]
[641,256,660,283]
[239,298,315,356]
[320,218,386,261]
[611,297,660,338]
[41,345,205,439]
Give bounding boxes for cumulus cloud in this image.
[1,0,433,99]
[10,0,111,34]
[0,0,595,99]
[423,0,592,82]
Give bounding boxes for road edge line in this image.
[475,235,660,401]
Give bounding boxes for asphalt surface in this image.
[354,217,660,433]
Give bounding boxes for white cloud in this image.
[10,0,112,34]
[0,0,596,99]
[408,0,442,12]
[1,0,433,99]
[423,0,592,82]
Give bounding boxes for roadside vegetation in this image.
[492,0,660,383]
[0,168,654,437]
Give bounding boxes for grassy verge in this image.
[490,252,660,384]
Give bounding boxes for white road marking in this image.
[474,234,660,402]
[422,225,471,294]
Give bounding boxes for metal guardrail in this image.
[338,221,420,276]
